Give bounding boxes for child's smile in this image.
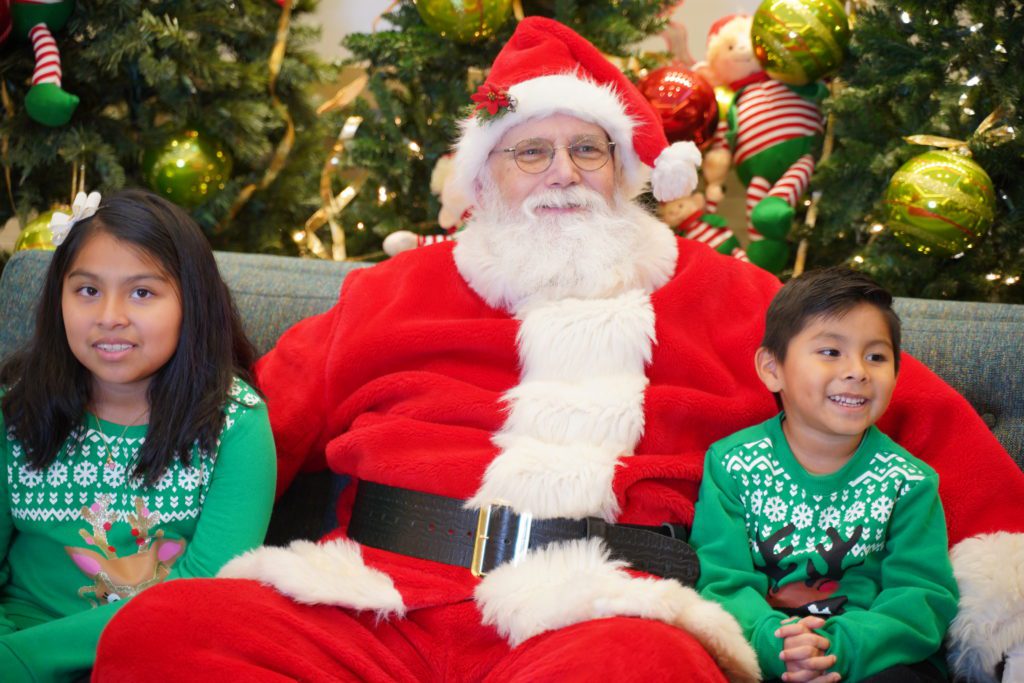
[61,231,182,408]
[759,302,897,471]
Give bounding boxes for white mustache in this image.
[523,186,606,217]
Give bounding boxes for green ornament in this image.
[752,0,850,85]
[883,150,995,257]
[142,130,233,209]
[416,0,512,44]
[14,209,61,252]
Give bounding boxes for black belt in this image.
[347,481,700,585]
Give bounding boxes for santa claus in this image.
[93,17,1024,683]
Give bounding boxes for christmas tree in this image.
[1,0,343,254]
[805,0,1024,303]
[329,0,676,259]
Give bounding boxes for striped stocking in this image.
[28,22,62,89]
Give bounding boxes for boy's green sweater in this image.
[0,378,276,682]
[691,415,958,681]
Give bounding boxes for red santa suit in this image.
[93,230,1024,682]
[92,17,1024,683]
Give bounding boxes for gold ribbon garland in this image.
[372,0,402,32]
[904,105,1018,155]
[217,0,296,233]
[1,81,16,214]
[316,73,369,116]
[300,70,372,260]
[793,79,842,276]
[302,115,368,260]
[70,161,86,204]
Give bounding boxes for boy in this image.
[691,267,958,683]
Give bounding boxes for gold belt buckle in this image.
[470,501,532,577]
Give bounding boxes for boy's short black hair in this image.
[761,266,902,374]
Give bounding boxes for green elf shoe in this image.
[746,238,790,274]
[25,82,79,127]
[750,195,795,241]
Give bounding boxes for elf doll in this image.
[700,14,824,274]
[10,0,78,127]
[658,191,749,262]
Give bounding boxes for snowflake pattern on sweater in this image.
[711,418,934,618]
[693,415,958,680]
[730,436,924,562]
[5,378,262,528]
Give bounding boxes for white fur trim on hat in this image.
[651,141,702,202]
[450,73,648,205]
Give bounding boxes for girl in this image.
[0,188,276,681]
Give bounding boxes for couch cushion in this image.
[895,296,1024,468]
[1,251,1020,470]
[0,249,371,359]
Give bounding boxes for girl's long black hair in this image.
[0,188,259,485]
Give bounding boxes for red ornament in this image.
[131,528,140,536]
[0,0,10,46]
[638,65,719,149]
[103,522,112,531]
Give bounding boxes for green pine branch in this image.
[1,0,344,255]
[809,0,1024,302]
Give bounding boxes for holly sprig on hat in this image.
[470,83,516,120]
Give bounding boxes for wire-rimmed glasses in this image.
[498,137,615,174]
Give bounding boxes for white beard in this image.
[453,178,679,312]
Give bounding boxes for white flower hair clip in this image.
[49,191,102,246]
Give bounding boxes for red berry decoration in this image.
[103,522,112,531]
[131,528,140,536]
[638,65,719,149]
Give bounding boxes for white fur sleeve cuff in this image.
[219,538,406,617]
[947,531,1024,682]
[474,537,760,683]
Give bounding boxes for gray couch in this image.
[2,248,1022,543]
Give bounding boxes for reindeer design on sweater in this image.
[65,495,186,606]
[757,523,863,617]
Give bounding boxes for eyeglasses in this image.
[497,137,615,174]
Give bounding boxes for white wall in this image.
[307,1,762,63]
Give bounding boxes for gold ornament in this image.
[14,209,63,251]
[415,0,513,44]
[883,150,995,256]
[751,0,851,85]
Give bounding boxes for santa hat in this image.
[448,17,701,206]
[706,14,748,47]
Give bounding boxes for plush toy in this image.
[383,153,468,257]
[10,0,78,127]
[658,191,748,262]
[699,14,825,274]
[1,2,11,45]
